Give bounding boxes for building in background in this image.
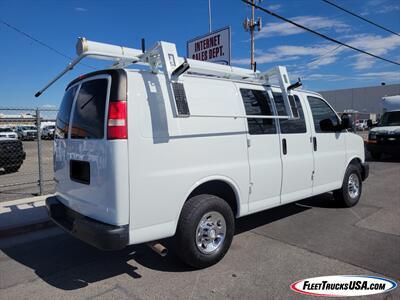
[319,83,400,120]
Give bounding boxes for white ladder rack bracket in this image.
[258,66,297,119]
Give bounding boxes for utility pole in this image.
[243,0,262,70]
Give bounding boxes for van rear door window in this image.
[56,86,78,139]
[71,79,108,139]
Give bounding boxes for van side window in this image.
[71,79,108,139]
[273,93,307,134]
[240,89,276,135]
[56,86,77,139]
[307,96,340,133]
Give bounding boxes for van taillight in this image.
[107,101,127,139]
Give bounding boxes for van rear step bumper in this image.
[46,196,128,251]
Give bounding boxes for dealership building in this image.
[318,83,400,119]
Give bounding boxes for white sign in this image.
[187,26,231,65]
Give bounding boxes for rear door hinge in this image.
[247,138,251,148]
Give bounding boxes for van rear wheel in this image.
[333,164,362,207]
[175,194,234,269]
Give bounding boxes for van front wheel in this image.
[333,164,362,207]
[175,194,234,269]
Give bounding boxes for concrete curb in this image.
[0,194,55,238]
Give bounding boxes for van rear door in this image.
[54,71,129,226]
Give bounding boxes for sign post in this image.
[187,26,231,65]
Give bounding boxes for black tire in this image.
[175,194,235,269]
[333,164,362,207]
[370,151,381,160]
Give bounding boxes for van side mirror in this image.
[341,114,352,130]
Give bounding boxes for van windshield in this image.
[22,126,36,130]
[380,111,400,126]
[0,128,12,132]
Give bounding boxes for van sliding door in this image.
[236,84,282,213]
[273,92,314,204]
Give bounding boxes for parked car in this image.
[0,127,18,139]
[41,125,55,140]
[44,38,368,269]
[16,125,37,141]
[0,138,26,173]
[366,96,400,159]
[355,119,369,131]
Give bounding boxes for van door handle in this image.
[313,137,317,151]
[282,138,287,155]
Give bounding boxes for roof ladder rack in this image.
[35,37,298,120]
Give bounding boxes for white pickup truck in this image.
[38,38,369,268]
[16,125,37,141]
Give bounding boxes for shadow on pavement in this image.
[296,193,348,209]
[1,194,337,290]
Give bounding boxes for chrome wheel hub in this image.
[196,211,226,254]
[348,173,360,199]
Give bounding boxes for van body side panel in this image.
[344,133,365,169]
[127,71,249,244]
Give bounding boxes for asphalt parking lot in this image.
[0,140,55,202]
[0,152,398,299]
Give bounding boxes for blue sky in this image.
[0,0,399,108]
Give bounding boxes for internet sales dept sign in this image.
[187,27,231,65]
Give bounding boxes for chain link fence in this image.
[0,108,58,202]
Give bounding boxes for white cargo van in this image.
[38,38,368,268]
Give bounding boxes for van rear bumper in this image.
[46,196,128,250]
